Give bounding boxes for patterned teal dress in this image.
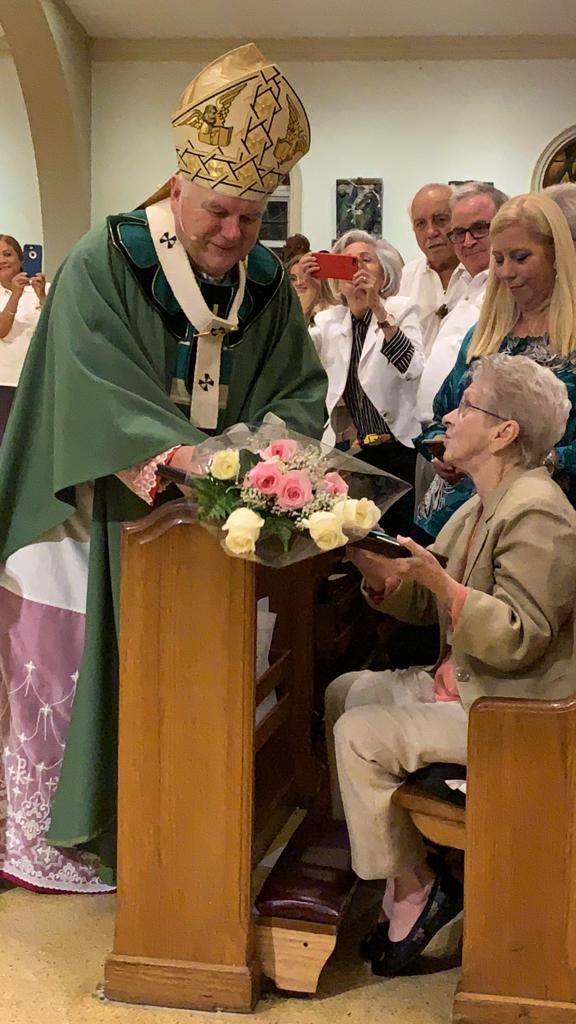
[414,325,576,538]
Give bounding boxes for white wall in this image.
[92,57,576,262]
[0,57,42,246]
[3,54,575,262]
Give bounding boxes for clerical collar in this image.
[191,262,235,287]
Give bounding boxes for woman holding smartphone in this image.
[301,230,424,536]
[0,235,47,439]
[327,354,576,976]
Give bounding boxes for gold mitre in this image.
[171,43,310,202]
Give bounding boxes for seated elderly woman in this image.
[287,252,337,326]
[326,353,576,977]
[300,230,424,536]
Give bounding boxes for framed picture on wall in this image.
[336,178,383,238]
[532,126,576,188]
[448,180,494,187]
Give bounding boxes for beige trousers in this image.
[325,668,468,880]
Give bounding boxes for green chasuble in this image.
[0,212,327,880]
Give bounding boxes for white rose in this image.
[353,498,381,531]
[303,511,348,552]
[222,507,264,555]
[223,507,264,534]
[224,531,257,556]
[210,449,240,480]
[333,498,358,527]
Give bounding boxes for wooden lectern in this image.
[104,502,323,1012]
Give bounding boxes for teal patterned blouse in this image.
[414,325,576,538]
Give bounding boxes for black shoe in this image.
[371,872,463,977]
[358,920,389,961]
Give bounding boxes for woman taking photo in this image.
[302,230,424,535]
[416,193,576,540]
[0,235,47,439]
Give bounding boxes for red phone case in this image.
[312,252,358,281]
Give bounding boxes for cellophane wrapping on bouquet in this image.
[179,420,410,567]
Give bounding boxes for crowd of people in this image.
[277,178,576,972]
[2,38,576,988]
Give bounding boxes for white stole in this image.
[146,198,246,430]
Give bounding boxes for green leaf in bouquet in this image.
[190,477,240,521]
[264,515,295,553]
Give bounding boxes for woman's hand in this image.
[30,273,47,303]
[10,272,28,297]
[432,456,465,485]
[392,535,458,606]
[346,546,401,595]
[352,265,382,313]
[297,253,321,289]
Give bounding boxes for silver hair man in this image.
[450,181,509,212]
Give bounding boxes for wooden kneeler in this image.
[254,814,357,993]
[393,695,576,1024]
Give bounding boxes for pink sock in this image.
[388,879,433,942]
[380,877,395,921]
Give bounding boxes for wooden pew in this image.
[393,695,576,1023]
[103,502,346,1012]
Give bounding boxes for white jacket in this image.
[310,295,424,448]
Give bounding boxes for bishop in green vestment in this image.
[0,43,326,890]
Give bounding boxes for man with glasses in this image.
[416,182,509,446]
[400,184,467,358]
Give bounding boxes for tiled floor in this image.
[0,881,460,1024]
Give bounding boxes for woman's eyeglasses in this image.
[458,396,507,420]
[446,220,491,245]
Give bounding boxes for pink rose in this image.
[276,470,314,510]
[244,461,283,495]
[324,471,349,497]
[260,439,299,462]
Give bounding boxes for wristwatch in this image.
[377,312,397,331]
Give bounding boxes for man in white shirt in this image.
[400,183,467,357]
[417,182,509,427]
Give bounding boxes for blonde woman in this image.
[415,192,576,539]
[287,252,337,325]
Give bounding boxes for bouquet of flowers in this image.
[170,421,410,567]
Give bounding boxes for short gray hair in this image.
[332,229,404,298]
[470,354,570,467]
[450,181,509,213]
[544,183,576,241]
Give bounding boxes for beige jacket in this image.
[376,467,576,710]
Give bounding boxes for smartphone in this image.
[351,529,449,567]
[350,529,412,559]
[424,436,446,460]
[22,244,43,278]
[312,252,358,281]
